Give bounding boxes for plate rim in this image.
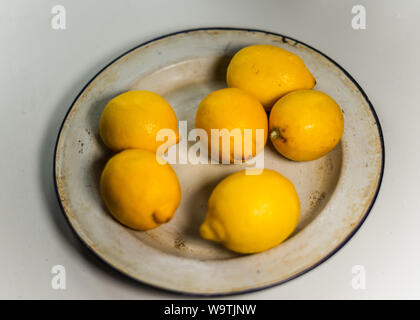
[53,27,385,297]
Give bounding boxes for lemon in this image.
[100,149,181,231]
[269,89,344,161]
[200,169,300,254]
[195,88,268,163]
[99,90,179,152]
[226,44,315,111]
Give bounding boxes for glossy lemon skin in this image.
[99,90,179,152]
[100,149,181,231]
[195,88,268,163]
[269,89,344,161]
[227,44,315,111]
[200,169,300,254]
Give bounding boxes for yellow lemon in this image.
[99,90,179,152]
[100,149,181,231]
[200,169,300,254]
[195,88,268,163]
[226,44,315,111]
[269,89,344,161]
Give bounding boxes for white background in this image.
[1,0,419,299]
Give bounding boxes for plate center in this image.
[126,56,342,260]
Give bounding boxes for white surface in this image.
[0,0,419,299]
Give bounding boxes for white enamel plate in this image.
[54,28,384,295]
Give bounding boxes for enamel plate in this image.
[54,28,384,295]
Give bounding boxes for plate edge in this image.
[53,27,385,297]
